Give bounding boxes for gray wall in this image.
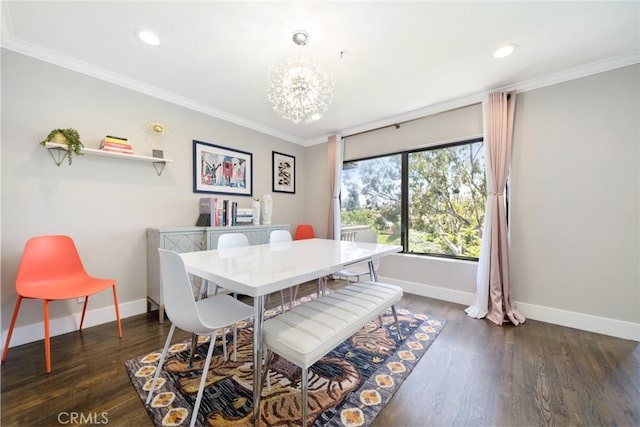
[1,50,307,344]
[2,49,638,344]
[378,64,639,339]
[510,64,639,326]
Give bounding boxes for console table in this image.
[146,224,290,322]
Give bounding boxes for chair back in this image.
[355,229,380,269]
[157,249,208,334]
[16,235,87,294]
[354,229,377,244]
[293,224,315,240]
[269,229,292,243]
[217,233,249,249]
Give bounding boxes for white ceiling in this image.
[2,1,639,146]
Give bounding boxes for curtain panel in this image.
[466,91,525,326]
[327,134,343,240]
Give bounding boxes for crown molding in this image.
[0,34,303,145]
[2,13,637,148]
[313,50,639,147]
[497,50,640,93]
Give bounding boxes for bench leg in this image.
[301,367,308,427]
[391,305,404,341]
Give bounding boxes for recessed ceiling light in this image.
[493,44,518,59]
[136,30,160,46]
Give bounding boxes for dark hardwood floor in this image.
[2,280,638,426]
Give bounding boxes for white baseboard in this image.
[515,301,640,342]
[378,275,475,306]
[4,281,639,347]
[1,298,148,349]
[378,276,640,342]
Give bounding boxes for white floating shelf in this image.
[44,142,173,175]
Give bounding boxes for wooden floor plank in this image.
[2,281,638,426]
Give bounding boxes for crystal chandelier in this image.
[267,30,335,124]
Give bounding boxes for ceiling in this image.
[2,1,638,146]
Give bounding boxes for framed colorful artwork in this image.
[272,151,295,194]
[193,140,253,196]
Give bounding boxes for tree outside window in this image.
[341,155,402,244]
[340,138,485,260]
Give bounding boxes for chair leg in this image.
[391,305,404,341]
[146,324,176,404]
[79,296,89,331]
[187,333,199,368]
[232,324,238,362]
[222,329,228,361]
[289,287,295,309]
[112,285,123,338]
[1,296,24,362]
[44,300,51,373]
[190,331,217,427]
[301,367,308,427]
[260,350,274,394]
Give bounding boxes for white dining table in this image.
[179,237,401,425]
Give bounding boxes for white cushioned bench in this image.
[261,280,403,426]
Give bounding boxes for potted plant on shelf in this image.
[40,128,84,165]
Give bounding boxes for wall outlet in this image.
[77,297,85,304]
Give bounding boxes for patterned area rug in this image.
[125,297,445,426]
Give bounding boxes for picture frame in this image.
[272,151,295,194]
[193,140,253,196]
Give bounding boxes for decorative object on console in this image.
[236,208,253,224]
[196,197,217,227]
[252,198,261,225]
[267,30,334,124]
[272,151,296,194]
[193,140,253,197]
[261,194,273,225]
[39,128,83,165]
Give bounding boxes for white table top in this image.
[180,238,401,297]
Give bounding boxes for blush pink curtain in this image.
[327,134,343,240]
[466,91,525,326]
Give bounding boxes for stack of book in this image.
[100,135,133,154]
[236,209,253,224]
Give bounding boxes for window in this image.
[341,138,485,260]
[341,155,402,245]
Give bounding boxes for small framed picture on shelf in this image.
[272,151,295,194]
[193,140,253,196]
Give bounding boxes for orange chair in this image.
[293,224,315,240]
[1,235,122,373]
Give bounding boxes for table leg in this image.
[253,295,265,427]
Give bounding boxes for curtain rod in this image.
[343,116,421,139]
[343,92,510,140]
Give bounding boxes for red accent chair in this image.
[1,235,122,373]
[293,224,315,240]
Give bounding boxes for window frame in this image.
[342,137,485,262]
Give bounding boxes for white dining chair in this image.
[269,230,293,311]
[217,232,249,249]
[334,229,380,282]
[269,229,292,244]
[209,233,251,297]
[147,249,254,427]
